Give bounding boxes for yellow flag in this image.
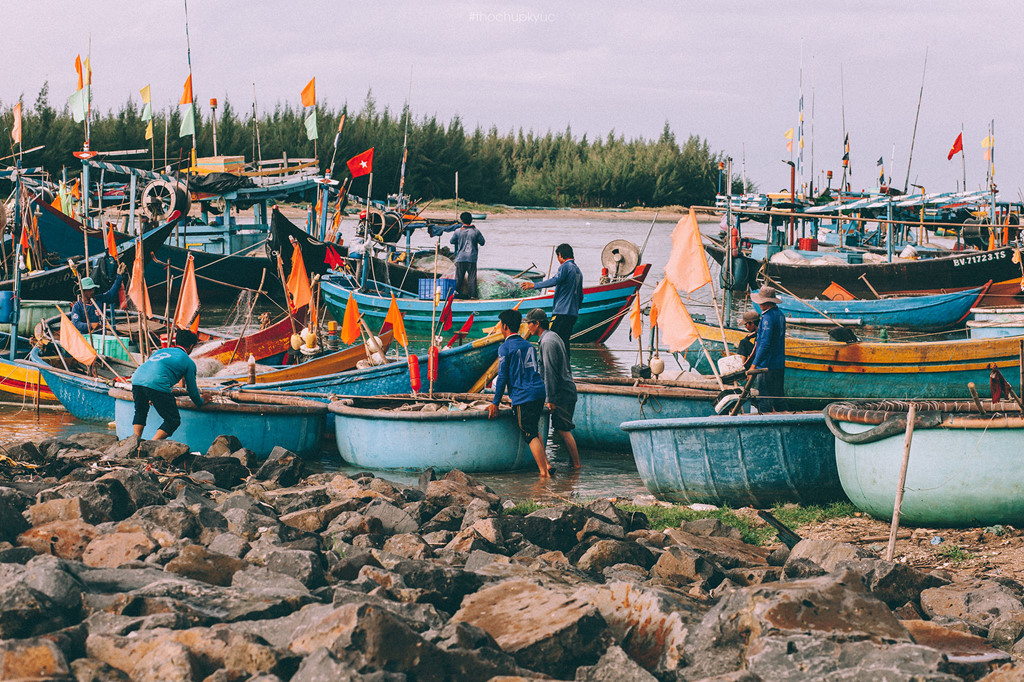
[145,120,153,141]
[981,135,994,148]
[59,312,97,366]
[784,128,794,140]
[664,208,713,294]
[340,293,361,345]
[139,85,151,104]
[82,57,92,87]
[384,294,408,349]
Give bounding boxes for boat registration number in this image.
[953,251,1005,266]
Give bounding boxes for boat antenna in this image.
[839,64,848,191]
[252,83,263,167]
[398,66,413,207]
[903,47,928,193]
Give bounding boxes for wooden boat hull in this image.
[706,241,1024,307]
[0,356,57,404]
[148,244,279,305]
[826,402,1024,526]
[329,394,547,472]
[111,388,327,457]
[772,284,989,330]
[194,306,308,366]
[320,265,650,344]
[622,413,844,507]
[33,363,114,422]
[692,322,1024,404]
[574,378,723,451]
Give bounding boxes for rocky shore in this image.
[0,432,1021,681]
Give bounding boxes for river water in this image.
[0,215,732,503]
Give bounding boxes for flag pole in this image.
[961,122,967,192]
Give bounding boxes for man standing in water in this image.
[130,329,204,440]
[450,212,485,299]
[487,308,554,477]
[749,286,788,412]
[526,308,581,470]
[521,243,583,360]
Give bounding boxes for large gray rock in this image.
[0,495,29,542]
[664,528,769,569]
[68,431,119,450]
[651,545,722,588]
[574,539,655,575]
[0,637,72,681]
[128,505,200,540]
[0,581,65,638]
[190,456,250,489]
[575,645,657,681]
[98,468,166,509]
[452,578,608,678]
[785,538,874,573]
[254,446,305,487]
[362,499,419,535]
[266,548,324,588]
[920,580,1024,634]
[291,647,405,682]
[836,558,948,608]
[164,544,247,586]
[518,505,590,553]
[389,559,483,612]
[21,555,84,614]
[37,479,135,524]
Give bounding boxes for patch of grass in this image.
[937,545,971,563]
[768,501,860,529]
[424,199,509,214]
[503,501,544,516]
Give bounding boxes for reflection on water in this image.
[0,404,106,446]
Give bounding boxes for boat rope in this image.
[636,392,663,420]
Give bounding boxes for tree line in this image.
[2,85,750,207]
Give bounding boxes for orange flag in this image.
[50,194,63,212]
[285,242,312,311]
[59,311,97,366]
[128,242,152,318]
[650,301,659,330]
[649,279,699,352]
[70,179,81,199]
[384,294,408,349]
[664,207,712,295]
[340,293,361,345]
[104,224,117,258]
[173,254,200,332]
[11,102,21,145]
[75,55,84,90]
[300,78,316,107]
[629,295,643,339]
[179,75,193,105]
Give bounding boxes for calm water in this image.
[0,215,728,502]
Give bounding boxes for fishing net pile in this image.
[387,399,493,413]
[476,271,532,300]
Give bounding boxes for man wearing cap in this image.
[131,329,204,440]
[70,263,127,334]
[749,285,788,412]
[520,243,583,361]
[450,212,485,299]
[738,310,759,370]
[525,308,581,470]
[487,308,554,477]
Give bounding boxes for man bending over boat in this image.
[70,263,127,334]
[749,286,788,412]
[130,329,204,440]
[521,243,583,361]
[450,212,485,299]
[487,308,554,477]
[526,308,581,470]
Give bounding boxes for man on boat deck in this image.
[749,286,789,412]
[521,243,583,361]
[70,264,127,334]
[130,329,204,440]
[450,212,485,299]
[487,308,554,477]
[738,310,759,370]
[526,308,581,470]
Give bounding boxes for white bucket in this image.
[717,353,746,376]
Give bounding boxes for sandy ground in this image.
[273,203,713,223]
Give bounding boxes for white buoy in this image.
[650,356,665,377]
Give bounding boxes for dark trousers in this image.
[550,314,577,362]
[755,368,789,413]
[132,385,182,435]
[455,262,478,299]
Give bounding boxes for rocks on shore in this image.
[0,432,1021,680]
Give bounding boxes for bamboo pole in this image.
[885,403,916,562]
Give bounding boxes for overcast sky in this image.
[5,0,1021,199]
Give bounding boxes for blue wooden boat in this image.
[329,393,548,472]
[574,377,725,451]
[23,346,132,421]
[765,283,990,330]
[826,400,1024,527]
[110,387,327,457]
[622,413,845,507]
[319,264,650,344]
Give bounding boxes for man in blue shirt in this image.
[70,266,126,334]
[486,308,553,477]
[130,329,205,440]
[521,243,583,360]
[749,286,788,412]
[526,308,581,470]
[450,212,485,299]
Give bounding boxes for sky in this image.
[5,0,1022,199]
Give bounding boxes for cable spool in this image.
[364,209,405,244]
[600,240,640,280]
[141,180,191,222]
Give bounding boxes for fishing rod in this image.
[903,48,928,193]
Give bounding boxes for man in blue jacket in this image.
[486,308,553,477]
[450,212,485,299]
[521,243,583,360]
[749,285,789,412]
[130,329,205,440]
[70,266,126,334]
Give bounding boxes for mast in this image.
[903,48,927,193]
[183,0,197,170]
[397,67,413,206]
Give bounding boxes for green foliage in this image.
[937,544,970,563]
[0,86,744,207]
[503,501,544,516]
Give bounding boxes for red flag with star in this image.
[346,148,374,178]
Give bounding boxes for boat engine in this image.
[600,239,641,281]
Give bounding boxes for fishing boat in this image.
[967,306,1024,339]
[705,239,1024,308]
[0,334,59,404]
[691,322,1024,404]
[320,264,650,344]
[825,400,1024,526]
[191,305,309,366]
[109,387,327,457]
[573,377,727,451]
[329,393,547,472]
[622,413,844,507]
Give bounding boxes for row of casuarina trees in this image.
[1,85,749,207]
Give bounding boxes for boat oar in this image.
[727,368,765,416]
[757,510,802,549]
[885,403,917,562]
[858,273,881,299]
